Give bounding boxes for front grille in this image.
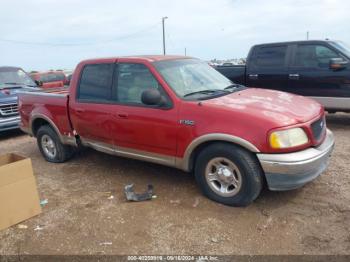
[311,117,325,141]
[0,103,18,116]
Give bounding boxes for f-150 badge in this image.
[180,120,195,126]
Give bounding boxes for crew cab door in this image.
[109,61,178,163]
[69,61,116,146]
[288,43,350,98]
[246,44,290,91]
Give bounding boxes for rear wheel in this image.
[36,125,74,163]
[194,143,263,206]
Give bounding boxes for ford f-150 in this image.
[18,55,335,206]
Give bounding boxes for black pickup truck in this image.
[216,40,350,112]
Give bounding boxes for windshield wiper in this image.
[4,82,24,85]
[224,84,245,91]
[3,82,37,87]
[0,83,22,89]
[184,89,228,98]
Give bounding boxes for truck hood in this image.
[204,88,322,126]
[0,87,23,103]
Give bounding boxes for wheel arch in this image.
[31,114,62,139]
[177,134,260,172]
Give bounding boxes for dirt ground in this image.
[0,113,349,256]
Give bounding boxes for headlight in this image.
[269,128,308,149]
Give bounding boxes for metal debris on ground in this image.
[17,224,28,229]
[192,197,200,207]
[40,199,48,207]
[107,195,114,200]
[170,199,181,204]
[211,237,219,243]
[99,242,112,246]
[34,225,44,231]
[124,184,154,202]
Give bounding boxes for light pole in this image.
[162,16,168,55]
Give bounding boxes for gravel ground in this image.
[0,113,349,256]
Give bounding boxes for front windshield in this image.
[0,68,36,88]
[153,59,236,99]
[331,41,350,58]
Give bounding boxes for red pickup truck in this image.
[30,71,66,89]
[18,55,335,206]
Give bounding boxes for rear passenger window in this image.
[40,73,65,82]
[53,73,65,81]
[78,64,114,102]
[255,45,287,67]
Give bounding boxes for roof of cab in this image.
[0,66,22,72]
[123,55,192,62]
[252,39,336,47]
[31,71,65,76]
[80,55,193,64]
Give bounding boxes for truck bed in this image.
[23,86,69,96]
[18,87,72,136]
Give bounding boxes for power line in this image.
[0,22,161,47]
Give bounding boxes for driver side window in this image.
[294,44,341,68]
[115,63,161,105]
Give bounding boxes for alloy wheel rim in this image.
[41,134,57,159]
[205,157,242,197]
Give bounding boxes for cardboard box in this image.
[0,153,41,231]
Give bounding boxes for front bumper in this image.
[257,129,335,191]
[0,116,21,132]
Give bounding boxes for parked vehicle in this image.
[19,56,335,206]
[63,70,74,86]
[30,71,66,88]
[221,62,235,66]
[215,40,350,112]
[0,66,38,132]
[66,73,73,86]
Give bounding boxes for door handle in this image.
[249,74,258,80]
[117,113,128,119]
[289,74,300,80]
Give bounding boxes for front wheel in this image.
[37,125,74,163]
[194,143,263,207]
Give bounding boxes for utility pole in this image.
[306,31,309,40]
[185,47,187,56]
[162,16,168,55]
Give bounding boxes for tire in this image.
[194,142,263,207]
[36,125,74,163]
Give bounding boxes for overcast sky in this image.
[0,0,349,70]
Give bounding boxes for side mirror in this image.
[35,80,43,87]
[329,58,348,70]
[141,88,165,106]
